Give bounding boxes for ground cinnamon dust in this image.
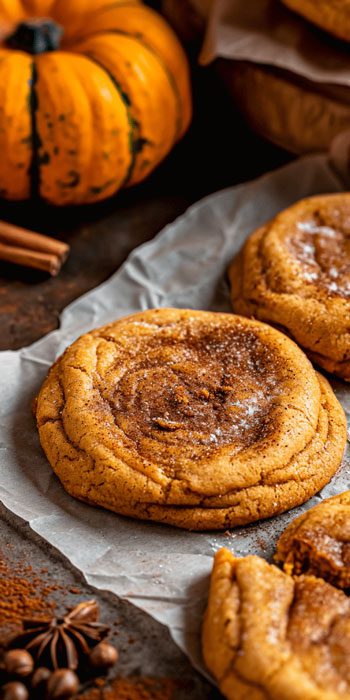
[0,555,179,700]
[81,677,176,700]
[0,552,58,643]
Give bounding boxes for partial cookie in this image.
[203,548,350,700]
[281,0,350,41]
[276,491,350,588]
[229,194,350,381]
[35,308,346,530]
[218,61,350,155]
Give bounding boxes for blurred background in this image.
[1,0,349,349]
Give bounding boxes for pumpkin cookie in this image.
[276,491,350,588]
[281,0,350,41]
[229,194,350,381]
[35,308,346,530]
[203,548,350,700]
[219,61,350,155]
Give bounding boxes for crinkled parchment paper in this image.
[1,140,350,675]
[200,0,350,88]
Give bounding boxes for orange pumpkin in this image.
[0,0,192,205]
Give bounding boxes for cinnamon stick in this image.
[0,242,63,276]
[0,220,70,275]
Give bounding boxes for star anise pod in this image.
[10,600,109,671]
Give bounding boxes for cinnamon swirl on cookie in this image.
[203,548,350,700]
[229,194,350,381]
[35,308,346,530]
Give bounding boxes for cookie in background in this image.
[229,193,350,381]
[281,0,350,41]
[200,0,350,155]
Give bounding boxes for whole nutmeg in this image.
[89,642,119,669]
[31,666,51,690]
[4,650,34,678]
[46,669,79,699]
[1,681,29,700]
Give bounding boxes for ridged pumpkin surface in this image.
[0,0,192,204]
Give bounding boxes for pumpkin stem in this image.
[6,18,62,55]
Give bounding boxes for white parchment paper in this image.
[1,142,350,675]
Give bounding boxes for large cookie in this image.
[35,308,346,530]
[281,0,350,41]
[229,194,350,381]
[203,548,350,700]
[276,490,350,588]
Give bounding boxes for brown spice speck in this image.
[81,677,176,700]
[198,389,209,399]
[0,554,59,645]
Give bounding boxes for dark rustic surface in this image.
[0,503,217,699]
[0,63,292,697]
